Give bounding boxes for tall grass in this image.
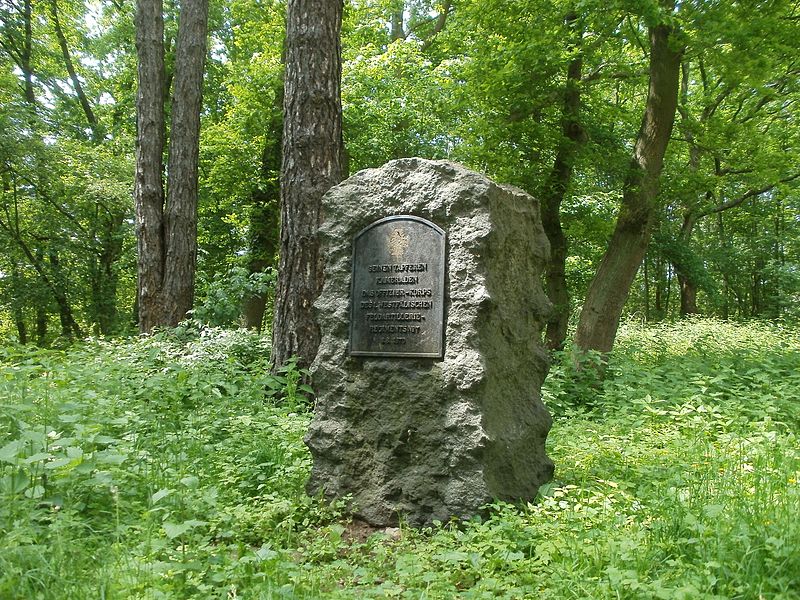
[1,318,798,598]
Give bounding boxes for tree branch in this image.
[48,0,101,141]
[699,172,800,218]
[419,1,453,52]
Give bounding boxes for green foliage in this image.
[2,0,798,337]
[0,328,322,598]
[2,320,799,598]
[193,265,276,327]
[343,38,455,172]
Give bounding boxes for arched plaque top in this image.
[349,215,446,358]
[354,214,445,241]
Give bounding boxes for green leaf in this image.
[180,475,200,488]
[0,440,22,463]
[95,450,127,465]
[151,488,173,504]
[163,520,207,539]
[45,457,73,469]
[434,551,470,563]
[58,413,81,423]
[24,452,54,464]
[25,485,45,499]
[254,545,278,562]
[163,522,191,539]
[66,446,83,459]
[1,470,29,494]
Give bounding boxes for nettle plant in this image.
[1,319,799,598]
[0,328,318,597]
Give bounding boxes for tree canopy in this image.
[1,0,798,348]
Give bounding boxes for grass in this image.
[1,318,798,599]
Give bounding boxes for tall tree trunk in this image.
[242,85,283,331]
[162,0,208,326]
[15,311,28,344]
[574,9,683,355]
[34,250,48,344]
[643,252,651,320]
[21,0,35,105]
[36,307,48,344]
[134,0,208,333]
[10,267,28,344]
[539,11,584,351]
[718,212,729,319]
[390,1,405,41]
[134,0,167,333]
[678,272,698,315]
[675,211,699,316]
[271,0,344,368]
[48,251,83,338]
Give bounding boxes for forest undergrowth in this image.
[1,318,798,599]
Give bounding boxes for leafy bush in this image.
[193,266,276,327]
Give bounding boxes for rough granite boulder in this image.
[306,158,554,527]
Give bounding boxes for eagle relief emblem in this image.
[388,227,410,259]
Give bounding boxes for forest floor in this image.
[1,318,799,599]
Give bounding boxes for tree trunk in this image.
[271,0,344,368]
[539,11,584,352]
[643,252,650,320]
[48,251,83,338]
[390,2,404,41]
[162,0,208,326]
[574,10,682,355]
[10,267,28,344]
[21,0,35,105]
[134,0,208,333]
[15,311,28,344]
[134,0,167,333]
[675,212,699,316]
[678,272,698,315]
[36,307,47,345]
[242,86,283,331]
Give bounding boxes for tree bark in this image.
[162,0,208,326]
[134,0,208,333]
[574,9,683,355]
[36,306,47,344]
[134,0,167,333]
[10,267,28,344]
[390,1,404,41]
[271,0,344,368]
[48,251,83,338]
[15,310,28,344]
[675,211,699,316]
[539,11,584,351]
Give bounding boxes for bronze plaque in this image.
[349,215,446,358]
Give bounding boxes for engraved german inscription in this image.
[349,215,445,358]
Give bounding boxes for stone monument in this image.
[306,158,554,527]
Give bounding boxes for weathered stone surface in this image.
[306,158,554,527]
